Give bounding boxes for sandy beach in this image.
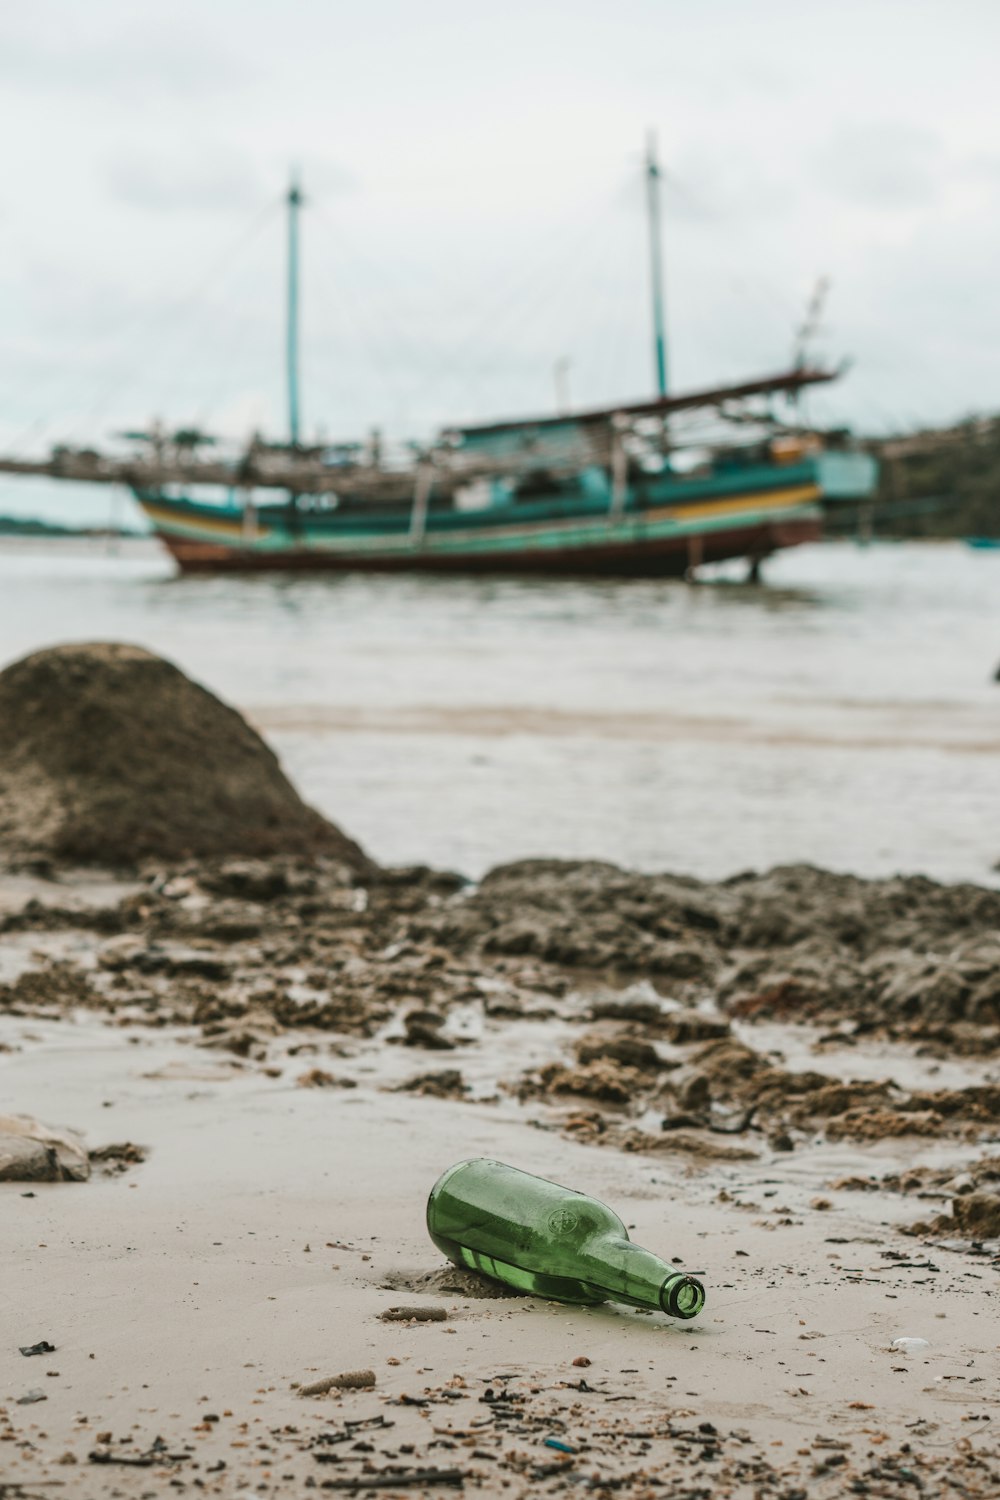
[2,852,998,1497]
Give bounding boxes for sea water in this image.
[0,537,995,884]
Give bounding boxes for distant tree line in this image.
[866,415,1000,538]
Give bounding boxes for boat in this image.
[0,142,878,576]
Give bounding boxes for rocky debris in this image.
[947,1191,1000,1239]
[6,854,1000,1049]
[0,643,370,868]
[520,1058,645,1107]
[588,995,666,1025]
[198,1012,283,1057]
[88,1141,146,1176]
[400,1008,455,1049]
[0,1117,145,1183]
[0,963,103,1016]
[659,1008,730,1044]
[398,859,1000,1038]
[4,850,1000,1162]
[834,1155,1000,1200]
[394,1069,468,1099]
[573,1031,669,1071]
[296,1068,358,1089]
[824,1107,945,1141]
[906,1190,1000,1241]
[0,1115,90,1181]
[515,1026,1000,1158]
[196,857,319,902]
[620,1127,757,1161]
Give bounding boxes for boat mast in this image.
[645,131,668,400]
[287,174,303,447]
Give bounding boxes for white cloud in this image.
[813,122,944,209]
[106,149,266,214]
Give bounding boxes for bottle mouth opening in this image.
[661,1275,705,1320]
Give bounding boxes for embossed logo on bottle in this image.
[546,1207,579,1236]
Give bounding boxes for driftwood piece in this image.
[299,1369,376,1396]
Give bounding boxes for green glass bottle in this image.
[426,1158,705,1320]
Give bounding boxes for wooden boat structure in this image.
[0,143,877,577]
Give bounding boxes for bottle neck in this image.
[580,1236,705,1320]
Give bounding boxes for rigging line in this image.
[193,296,279,437]
[518,193,632,356]
[153,250,277,424]
[301,257,410,431]
[85,197,284,436]
[291,264,355,434]
[0,217,95,415]
[470,194,640,393]
[607,252,651,401]
[297,226,401,434]
[308,187,593,411]
[405,180,634,404]
[659,165,809,339]
[299,200,453,428]
[421,189,630,419]
[494,208,635,413]
[659,168,721,225]
[115,219,279,438]
[566,212,647,405]
[11,195,285,456]
[307,201,435,376]
[452,230,611,386]
[574,177,661,405]
[305,213,587,423]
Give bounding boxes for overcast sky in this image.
[2,0,998,521]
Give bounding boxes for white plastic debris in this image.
[891,1337,930,1353]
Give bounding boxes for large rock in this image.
[0,1115,90,1181]
[0,643,370,869]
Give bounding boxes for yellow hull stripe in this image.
[140,482,821,555]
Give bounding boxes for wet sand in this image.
[1,857,998,1495]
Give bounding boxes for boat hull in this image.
[152,514,820,575]
[135,458,846,576]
